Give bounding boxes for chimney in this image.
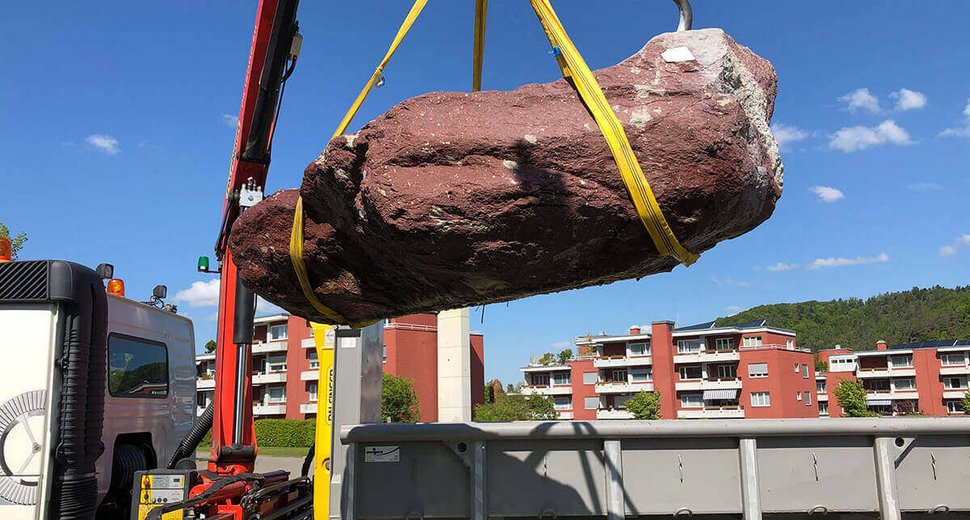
[876,340,888,351]
[629,324,641,335]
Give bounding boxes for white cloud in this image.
[223,114,239,128]
[810,186,845,203]
[829,120,911,152]
[174,279,221,307]
[940,98,970,139]
[839,88,881,113]
[764,262,799,272]
[891,88,927,111]
[712,276,751,288]
[907,182,943,192]
[962,235,970,246]
[808,252,890,269]
[940,245,957,257]
[85,134,120,155]
[771,123,809,150]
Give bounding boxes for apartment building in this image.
[521,319,816,420]
[197,312,485,422]
[816,339,970,417]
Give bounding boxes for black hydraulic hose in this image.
[300,442,313,477]
[168,402,214,469]
[50,278,108,520]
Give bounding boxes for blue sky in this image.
[2,2,968,386]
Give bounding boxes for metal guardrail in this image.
[339,418,970,519]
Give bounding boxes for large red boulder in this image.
[230,28,783,325]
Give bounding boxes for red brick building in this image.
[197,313,485,422]
[816,339,970,417]
[521,319,816,420]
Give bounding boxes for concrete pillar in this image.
[437,308,472,422]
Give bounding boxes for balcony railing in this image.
[593,355,652,368]
[865,389,919,401]
[252,340,288,354]
[519,384,572,396]
[596,409,634,420]
[300,403,318,414]
[739,344,810,353]
[943,388,969,399]
[857,366,916,378]
[675,378,742,392]
[385,322,437,332]
[253,372,287,385]
[253,403,286,416]
[197,378,215,390]
[556,411,574,420]
[300,370,319,381]
[940,365,970,375]
[594,381,654,394]
[677,406,745,419]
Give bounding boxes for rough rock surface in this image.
[230,28,783,325]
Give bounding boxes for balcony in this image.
[300,369,321,381]
[677,407,745,419]
[302,338,316,349]
[252,340,287,354]
[519,384,572,396]
[940,365,970,376]
[300,403,318,414]
[857,366,916,378]
[253,372,287,385]
[699,350,741,363]
[593,355,652,368]
[555,411,574,420]
[253,403,286,416]
[675,378,742,392]
[865,390,919,401]
[197,378,215,390]
[817,393,829,401]
[595,381,654,394]
[596,409,634,420]
[943,389,969,400]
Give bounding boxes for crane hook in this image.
[673,0,693,31]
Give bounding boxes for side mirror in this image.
[153,285,168,299]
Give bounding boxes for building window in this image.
[552,372,571,386]
[867,379,890,392]
[941,353,966,366]
[584,397,600,410]
[893,378,916,391]
[614,395,632,409]
[819,401,829,415]
[108,335,169,398]
[269,324,288,341]
[308,382,318,402]
[943,377,967,390]
[743,336,763,347]
[714,337,734,350]
[266,386,286,404]
[679,366,702,380]
[786,338,794,348]
[796,391,802,400]
[717,365,737,380]
[611,369,628,382]
[628,342,650,356]
[582,371,598,385]
[890,354,913,368]
[748,363,768,378]
[801,364,809,379]
[947,401,964,414]
[677,339,703,354]
[553,396,572,411]
[308,351,319,369]
[793,363,799,373]
[631,368,652,382]
[382,346,387,363]
[532,373,550,386]
[804,391,812,405]
[265,355,287,373]
[680,393,703,408]
[817,380,827,393]
[751,392,771,407]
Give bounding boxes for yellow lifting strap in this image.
[528,0,698,266]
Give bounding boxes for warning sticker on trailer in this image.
[364,445,400,463]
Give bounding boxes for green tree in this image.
[557,348,573,365]
[536,352,556,365]
[834,379,877,417]
[382,374,420,423]
[815,359,828,372]
[626,391,662,419]
[0,221,28,259]
[474,394,556,421]
[962,391,970,414]
[204,339,217,353]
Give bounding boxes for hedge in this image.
[198,419,316,448]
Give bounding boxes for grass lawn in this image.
[196,446,310,459]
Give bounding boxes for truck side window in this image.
[108,334,169,398]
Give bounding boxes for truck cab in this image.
[0,259,195,520]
